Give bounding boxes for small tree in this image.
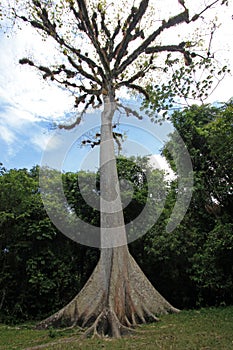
[3,0,228,337]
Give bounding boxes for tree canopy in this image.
[2,0,229,117]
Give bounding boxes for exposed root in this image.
[143,306,160,322]
[82,309,137,339]
[124,315,132,327]
[36,247,179,338]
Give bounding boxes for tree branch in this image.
[66,55,102,85]
[117,102,143,119]
[17,5,106,85]
[112,20,122,42]
[114,0,149,68]
[115,10,189,76]
[74,0,110,74]
[58,116,82,130]
[62,43,105,83]
[78,86,102,96]
[115,0,222,76]
[145,44,186,55]
[189,0,220,22]
[19,57,102,91]
[123,83,150,100]
[99,10,111,39]
[119,70,146,85]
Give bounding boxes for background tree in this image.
[161,102,233,306]
[3,0,229,337]
[163,103,233,218]
[0,166,99,323]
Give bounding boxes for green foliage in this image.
[0,110,232,321]
[0,157,157,323]
[63,170,100,226]
[128,103,233,309]
[0,166,99,323]
[160,103,233,306]
[116,156,165,224]
[143,59,230,120]
[165,103,233,215]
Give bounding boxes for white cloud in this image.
[0,25,75,152]
[29,132,51,151]
[30,131,64,152]
[0,0,232,167]
[0,124,15,144]
[0,25,74,123]
[149,154,175,181]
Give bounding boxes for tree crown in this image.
[2,0,229,120]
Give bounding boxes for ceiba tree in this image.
[5,0,227,337]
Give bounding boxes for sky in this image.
[0,0,232,173]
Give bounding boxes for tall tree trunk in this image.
[37,94,179,337]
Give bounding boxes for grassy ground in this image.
[0,306,233,350]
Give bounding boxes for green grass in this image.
[1,307,233,350]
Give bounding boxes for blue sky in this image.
[34,104,174,173]
[0,24,174,172]
[0,1,232,172]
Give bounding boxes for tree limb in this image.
[124,83,150,100]
[99,10,111,39]
[190,0,220,22]
[117,102,143,119]
[115,0,222,76]
[74,0,110,74]
[114,0,149,68]
[118,70,146,85]
[62,44,105,83]
[115,10,189,76]
[58,116,82,130]
[16,5,106,85]
[145,44,186,55]
[66,55,102,84]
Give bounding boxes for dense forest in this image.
[0,103,232,324]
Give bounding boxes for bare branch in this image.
[78,86,102,96]
[113,29,144,62]
[190,0,220,22]
[74,0,110,74]
[207,23,217,57]
[58,116,82,130]
[114,0,149,68]
[117,102,143,119]
[145,44,186,55]
[17,3,106,84]
[125,83,150,100]
[66,55,102,84]
[112,20,122,42]
[103,19,122,61]
[119,70,146,85]
[19,58,103,95]
[115,10,189,76]
[91,12,99,37]
[99,10,111,39]
[145,43,195,66]
[115,0,221,76]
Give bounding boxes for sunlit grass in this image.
[1,307,233,350]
